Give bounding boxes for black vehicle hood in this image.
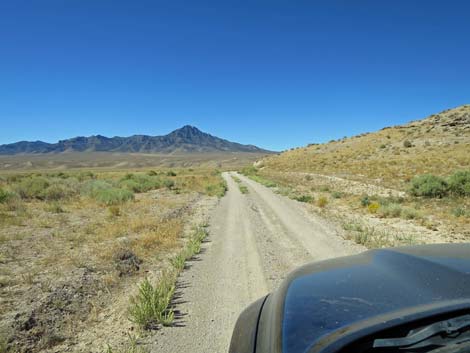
[258,244,470,353]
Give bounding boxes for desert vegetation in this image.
[242,105,470,248]
[0,168,226,352]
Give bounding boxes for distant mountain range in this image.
[0,125,273,155]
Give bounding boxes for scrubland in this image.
[244,105,470,248]
[0,168,226,352]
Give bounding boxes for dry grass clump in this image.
[342,219,417,248]
[132,218,183,257]
[316,196,328,208]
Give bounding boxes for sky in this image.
[0,0,469,151]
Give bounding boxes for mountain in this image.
[0,125,273,155]
[258,104,470,189]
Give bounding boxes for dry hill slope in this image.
[260,105,469,189]
[247,105,469,247]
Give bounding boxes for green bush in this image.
[81,180,114,197]
[410,174,448,198]
[448,170,470,197]
[128,275,175,329]
[240,166,258,176]
[76,171,95,182]
[403,140,413,148]
[42,179,79,200]
[119,174,162,193]
[361,195,371,207]
[163,179,175,190]
[92,188,134,205]
[119,179,143,193]
[331,191,343,199]
[205,181,227,197]
[15,177,50,200]
[0,188,17,204]
[294,195,313,203]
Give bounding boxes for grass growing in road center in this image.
[239,185,249,194]
[231,174,249,194]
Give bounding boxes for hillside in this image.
[259,105,470,189]
[0,125,272,155]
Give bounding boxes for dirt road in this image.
[151,172,363,352]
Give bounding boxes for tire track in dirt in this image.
[151,172,363,353]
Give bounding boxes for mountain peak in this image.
[171,125,204,137]
[0,125,273,155]
[178,125,200,132]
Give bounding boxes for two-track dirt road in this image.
[152,172,363,352]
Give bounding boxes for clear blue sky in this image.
[1,0,469,151]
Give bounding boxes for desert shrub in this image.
[147,170,158,176]
[15,177,50,200]
[92,188,134,205]
[163,179,175,190]
[316,196,328,208]
[379,144,386,149]
[81,180,114,196]
[410,174,448,198]
[367,202,380,214]
[119,174,162,193]
[42,183,70,201]
[0,188,17,204]
[401,207,421,220]
[361,195,371,207]
[166,171,177,177]
[448,170,470,197]
[205,181,227,197]
[76,171,95,182]
[119,179,142,193]
[5,174,24,183]
[331,191,342,199]
[403,140,413,148]
[294,195,313,203]
[378,203,403,218]
[240,166,258,176]
[452,207,467,218]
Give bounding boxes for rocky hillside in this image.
[259,105,470,189]
[0,125,272,155]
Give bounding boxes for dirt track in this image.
[152,172,363,352]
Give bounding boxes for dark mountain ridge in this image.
[0,125,273,155]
